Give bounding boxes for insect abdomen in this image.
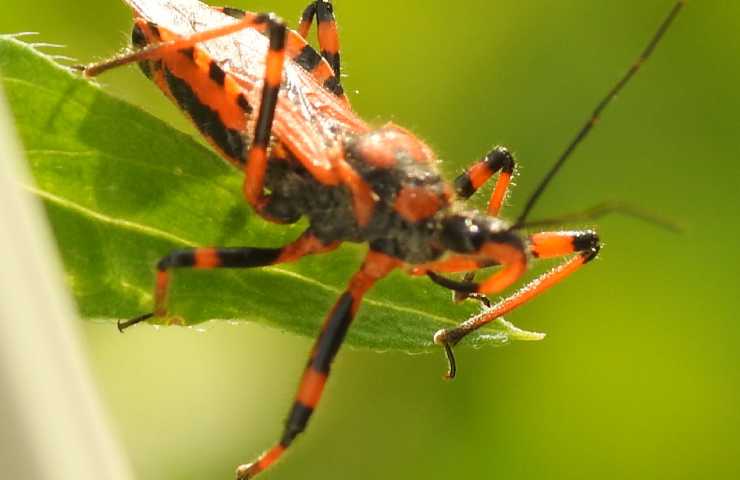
[131,20,254,167]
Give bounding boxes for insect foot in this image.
[236,462,258,480]
[433,328,459,380]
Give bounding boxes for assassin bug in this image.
[79,0,684,477]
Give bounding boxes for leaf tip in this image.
[495,317,546,342]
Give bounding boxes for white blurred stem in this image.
[0,84,133,478]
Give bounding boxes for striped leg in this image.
[83,12,283,77]
[242,15,288,214]
[236,251,400,479]
[419,240,528,298]
[433,229,600,378]
[455,146,516,216]
[118,230,339,330]
[298,0,345,97]
[447,146,516,303]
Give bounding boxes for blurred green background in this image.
[2,1,740,479]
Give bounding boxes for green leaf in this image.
[0,35,545,351]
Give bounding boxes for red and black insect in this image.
[80,0,684,477]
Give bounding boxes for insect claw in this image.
[442,342,457,380]
[434,329,457,380]
[454,291,491,309]
[117,312,154,332]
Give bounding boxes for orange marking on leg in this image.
[277,234,338,263]
[487,255,588,315]
[237,252,399,478]
[258,445,285,469]
[349,251,402,298]
[530,232,577,258]
[82,13,272,77]
[237,443,286,478]
[298,20,312,39]
[265,50,285,86]
[296,368,327,407]
[318,21,339,55]
[478,243,527,294]
[468,162,493,190]
[237,444,285,478]
[154,270,169,317]
[410,256,482,275]
[163,13,260,52]
[394,186,443,222]
[488,171,512,216]
[194,247,220,268]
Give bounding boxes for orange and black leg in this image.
[241,15,288,215]
[82,11,287,77]
[447,146,516,302]
[298,0,344,97]
[118,230,339,331]
[455,146,516,216]
[236,251,400,479]
[419,230,528,299]
[433,229,600,378]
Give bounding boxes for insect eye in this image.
[440,215,486,253]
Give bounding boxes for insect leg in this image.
[427,271,491,307]
[298,1,341,78]
[236,251,400,479]
[446,146,516,303]
[315,1,342,92]
[297,2,317,39]
[81,12,285,77]
[419,241,527,298]
[241,15,287,212]
[118,230,339,331]
[455,146,516,216]
[434,229,600,378]
[296,1,345,98]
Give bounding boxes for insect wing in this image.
[123,0,367,177]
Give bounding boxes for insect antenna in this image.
[513,201,683,233]
[513,1,685,228]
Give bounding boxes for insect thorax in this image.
[265,126,454,263]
